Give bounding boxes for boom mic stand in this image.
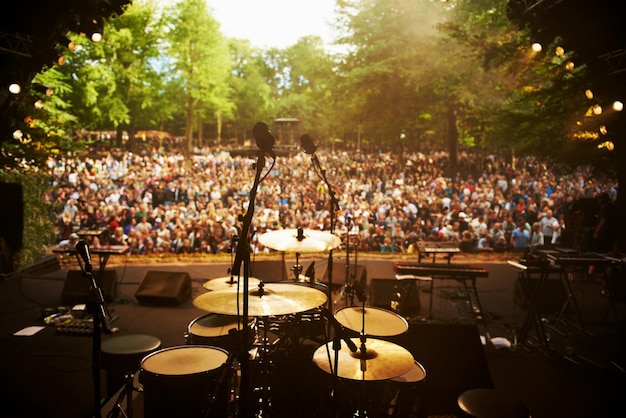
[304,142,347,418]
[231,146,275,418]
[75,240,114,418]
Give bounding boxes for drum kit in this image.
[138,228,425,418]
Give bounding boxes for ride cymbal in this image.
[193,282,328,316]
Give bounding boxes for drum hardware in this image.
[107,372,140,418]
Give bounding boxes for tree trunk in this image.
[185,95,194,154]
[198,114,203,149]
[216,110,223,146]
[447,104,458,166]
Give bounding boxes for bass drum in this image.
[139,345,231,418]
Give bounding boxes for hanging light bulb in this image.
[613,101,623,112]
[592,104,603,115]
[585,89,594,100]
[8,83,21,94]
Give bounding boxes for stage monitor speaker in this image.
[250,259,288,282]
[321,262,367,288]
[370,277,421,316]
[135,271,191,306]
[62,270,118,307]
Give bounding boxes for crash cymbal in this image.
[193,282,328,316]
[334,306,409,337]
[203,276,261,291]
[312,337,414,381]
[258,228,341,252]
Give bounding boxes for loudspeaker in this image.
[135,271,191,306]
[369,278,398,311]
[370,277,421,316]
[62,270,118,307]
[250,259,288,282]
[321,262,367,288]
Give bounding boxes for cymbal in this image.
[258,228,341,252]
[312,338,414,381]
[203,276,261,291]
[334,306,409,337]
[193,282,328,317]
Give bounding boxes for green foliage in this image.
[0,170,55,269]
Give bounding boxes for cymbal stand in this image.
[226,234,239,285]
[251,314,275,417]
[343,214,356,307]
[291,250,303,281]
[306,150,339,313]
[354,295,370,418]
[320,306,358,418]
[231,147,275,418]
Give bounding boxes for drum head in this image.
[141,345,228,376]
[189,314,242,338]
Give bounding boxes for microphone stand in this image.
[308,152,345,418]
[74,242,113,418]
[231,149,272,418]
[308,153,339,311]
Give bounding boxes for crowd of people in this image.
[47,145,619,257]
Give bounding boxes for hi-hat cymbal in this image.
[258,228,341,252]
[334,306,409,337]
[193,282,328,316]
[203,276,261,291]
[312,338,414,381]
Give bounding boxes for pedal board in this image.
[55,318,94,336]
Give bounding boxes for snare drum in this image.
[185,313,242,350]
[140,345,231,418]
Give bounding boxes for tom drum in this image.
[139,345,231,418]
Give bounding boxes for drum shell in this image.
[317,360,426,418]
[185,313,242,351]
[139,345,230,418]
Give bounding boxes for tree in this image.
[334,0,468,156]
[60,0,168,150]
[165,0,232,152]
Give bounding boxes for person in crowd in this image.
[530,222,544,248]
[511,220,530,251]
[539,208,559,246]
[44,146,618,260]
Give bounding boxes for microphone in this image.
[75,240,92,273]
[300,134,317,154]
[252,122,275,157]
[320,306,357,352]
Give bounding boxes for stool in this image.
[458,388,530,418]
[101,334,162,398]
